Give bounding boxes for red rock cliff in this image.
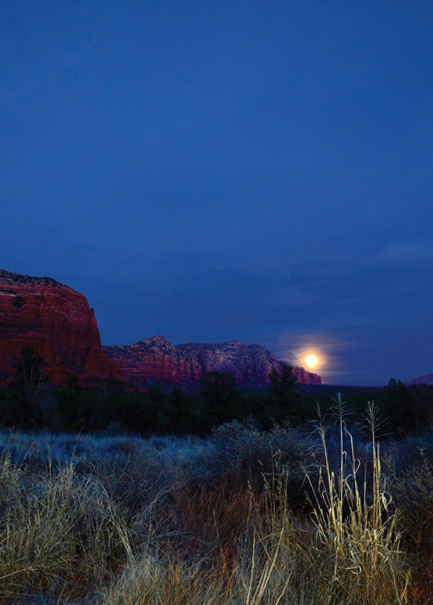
[292,365,322,385]
[0,269,124,385]
[103,335,321,389]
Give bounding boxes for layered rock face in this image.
[0,269,124,385]
[103,335,202,387]
[292,365,322,385]
[103,335,321,389]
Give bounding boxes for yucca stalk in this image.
[307,395,408,604]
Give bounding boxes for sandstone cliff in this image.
[0,269,124,385]
[103,335,321,389]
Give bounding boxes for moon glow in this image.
[305,354,318,368]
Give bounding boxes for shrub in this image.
[210,420,313,509]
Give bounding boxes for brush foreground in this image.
[1,404,432,604]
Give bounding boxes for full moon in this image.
[305,354,318,368]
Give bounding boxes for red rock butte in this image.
[103,335,322,389]
[0,269,124,385]
[0,268,321,389]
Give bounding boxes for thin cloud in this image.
[376,240,433,266]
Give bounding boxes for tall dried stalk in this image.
[306,396,409,604]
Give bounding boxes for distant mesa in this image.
[405,374,433,386]
[103,334,322,390]
[0,269,124,385]
[0,268,321,389]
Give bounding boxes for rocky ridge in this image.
[405,374,433,386]
[0,268,322,389]
[103,335,321,389]
[0,269,124,385]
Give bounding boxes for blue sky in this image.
[1,0,433,385]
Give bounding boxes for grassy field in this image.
[1,401,433,604]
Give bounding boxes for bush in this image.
[210,420,313,507]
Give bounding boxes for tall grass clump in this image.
[104,479,300,605]
[386,456,433,602]
[306,395,409,604]
[0,452,129,603]
[103,552,231,605]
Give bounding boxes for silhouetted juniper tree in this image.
[267,364,302,423]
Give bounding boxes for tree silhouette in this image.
[7,347,48,428]
[267,364,302,423]
[200,371,244,428]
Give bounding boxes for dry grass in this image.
[0,453,129,602]
[305,397,409,604]
[0,416,425,604]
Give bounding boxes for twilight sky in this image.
[1,0,433,385]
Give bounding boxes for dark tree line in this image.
[0,347,432,438]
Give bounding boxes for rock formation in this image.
[0,268,321,389]
[103,335,321,389]
[0,269,124,385]
[405,374,433,386]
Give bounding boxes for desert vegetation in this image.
[0,396,433,603]
[1,350,433,602]
[2,347,433,441]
